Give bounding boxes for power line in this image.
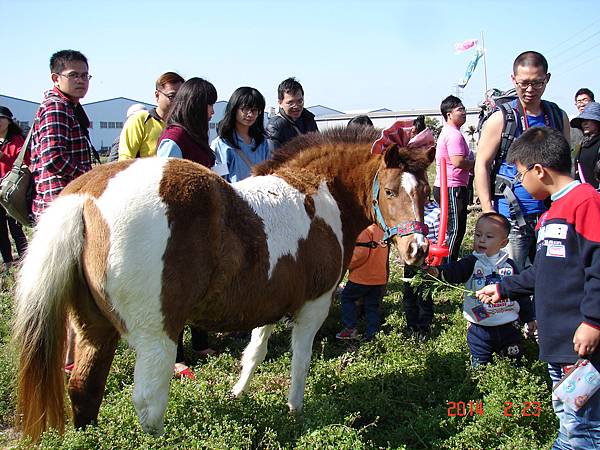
[551,30,600,63]
[554,52,600,77]
[546,16,600,56]
[553,40,600,71]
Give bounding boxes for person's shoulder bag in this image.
[0,129,35,227]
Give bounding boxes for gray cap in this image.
[571,102,600,130]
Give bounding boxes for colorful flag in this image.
[458,48,484,88]
[454,39,478,54]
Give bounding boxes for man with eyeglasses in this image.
[118,72,184,160]
[475,51,570,271]
[266,77,318,150]
[30,49,96,219]
[571,88,595,149]
[30,49,98,377]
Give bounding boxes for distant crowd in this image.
[1,48,600,447]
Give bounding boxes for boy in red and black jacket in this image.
[477,127,600,447]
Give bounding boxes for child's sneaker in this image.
[336,328,358,340]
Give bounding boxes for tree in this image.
[466,125,477,143]
[425,116,442,140]
[466,125,477,151]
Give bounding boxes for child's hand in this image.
[573,323,600,357]
[524,320,537,338]
[476,284,500,304]
[425,266,439,277]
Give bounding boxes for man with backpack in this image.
[474,51,570,271]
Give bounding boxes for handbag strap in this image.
[233,147,254,169]
[85,137,102,165]
[11,129,33,170]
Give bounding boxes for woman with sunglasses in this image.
[0,106,28,272]
[156,77,219,379]
[211,87,271,183]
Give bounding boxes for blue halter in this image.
[372,172,429,242]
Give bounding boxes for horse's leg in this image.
[68,319,119,429]
[231,324,275,397]
[287,293,332,412]
[128,329,177,436]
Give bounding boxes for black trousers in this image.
[403,266,434,331]
[433,185,469,262]
[176,326,209,364]
[0,205,27,263]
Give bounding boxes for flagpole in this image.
[481,31,489,97]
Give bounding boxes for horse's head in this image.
[373,143,435,266]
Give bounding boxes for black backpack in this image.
[476,89,519,188]
[477,89,564,226]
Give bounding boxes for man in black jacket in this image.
[266,77,318,149]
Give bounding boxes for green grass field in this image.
[0,211,557,449]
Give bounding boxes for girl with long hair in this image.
[211,87,271,182]
[156,78,218,379]
[157,77,217,166]
[0,106,28,271]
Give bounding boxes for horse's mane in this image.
[253,126,381,176]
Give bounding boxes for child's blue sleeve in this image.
[439,255,477,284]
[516,295,535,323]
[498,262,536,299]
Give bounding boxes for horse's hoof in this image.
[141,423,164,436]
[287,402,303,414]
[230,386,244,399]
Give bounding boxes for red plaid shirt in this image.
[31,88,93,217]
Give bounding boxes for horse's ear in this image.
[425,145,436,164]
[383,144,403,169]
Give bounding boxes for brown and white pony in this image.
[12,126,434,441]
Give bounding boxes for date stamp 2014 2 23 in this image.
[447,401,541,417]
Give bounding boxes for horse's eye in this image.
[384,188,397,198]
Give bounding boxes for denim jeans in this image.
[466,321,522,368]
[503,213,540,272]
[340,281,384,339]
[548,363,600,449]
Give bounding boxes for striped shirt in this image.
[424,200,441,242]
[30,88,93,217]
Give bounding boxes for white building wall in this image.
[84,98,155,152]
[0,95,40,130]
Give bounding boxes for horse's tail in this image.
[12,195,87,442]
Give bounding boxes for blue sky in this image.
[2,0,598,117]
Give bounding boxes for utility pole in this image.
[481,31,489,97]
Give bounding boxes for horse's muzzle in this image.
[395,234,429,266]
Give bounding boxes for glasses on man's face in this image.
[514,164,535,183]
[158,90,177,100]
[515,79,546,90]
[576,98,591,106]
[57,72,92,81]
[240,107,260,116]
[284,98,304,108]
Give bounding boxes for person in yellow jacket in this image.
[336,224,389,341]
[118,71,184,160]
